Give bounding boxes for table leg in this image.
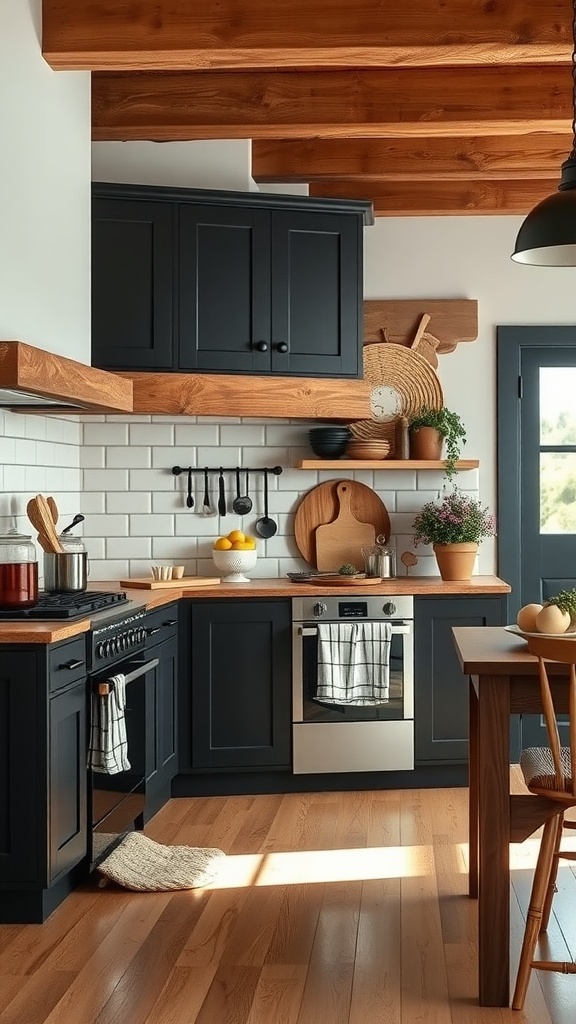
[468,675,478,898]
[478,672,511,1007]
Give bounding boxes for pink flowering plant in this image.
[412,489,495,547]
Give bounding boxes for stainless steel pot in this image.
[44,551,88,592]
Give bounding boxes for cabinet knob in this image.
[255,341,269,353]
[277,342,289,354]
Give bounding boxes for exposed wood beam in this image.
[309,179,560,215]
[43,0,572,71]
[252,135,573,182]
[92,66,573,141]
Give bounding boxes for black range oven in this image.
[88,610,159,859]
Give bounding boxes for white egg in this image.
[535,604,570,635]
[516,603,543,633]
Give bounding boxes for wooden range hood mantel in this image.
[125,371,371,420]
[0,341,133,412]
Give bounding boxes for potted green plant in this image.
[408,406,467,480]
[412,489,495,581]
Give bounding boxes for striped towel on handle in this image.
[316,621,392,706]
[88,673,131,774]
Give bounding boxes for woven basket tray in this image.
[350,341,444,443]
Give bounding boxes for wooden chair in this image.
[512,634,576,1011]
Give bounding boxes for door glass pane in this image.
[540,367,576,444]
[540,452,576,532]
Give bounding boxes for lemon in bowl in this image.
[212,531,257,582]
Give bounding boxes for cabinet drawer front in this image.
[145,604,178,646]
[49,637,88,691]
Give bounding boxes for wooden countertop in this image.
[0,575,510,645]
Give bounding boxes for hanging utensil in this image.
[186,467,194,509]
[232,467,252,516]
[202,468,212,516]
[60,514,85,535]
[218,468,227,516]
[46,496,58,526]
[255,472,277,538]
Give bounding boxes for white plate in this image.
[504,623,576,641]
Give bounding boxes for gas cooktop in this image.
[0,591,128,620]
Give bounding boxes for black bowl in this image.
[309,439,349,458]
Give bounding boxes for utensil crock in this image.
[43,551,89,592]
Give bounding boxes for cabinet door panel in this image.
[92,198,174,370]
[0,652,41,883]
[414,597,506,765]
[49,682,88,883]
[157,636,178,776]
[271,211,361,377]
[178,205,271,372]
[190,601,291,769]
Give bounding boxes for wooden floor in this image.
[1,786,576,1024]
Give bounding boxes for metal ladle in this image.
[60,514,85,535]
[232,468,252,516]
[255,472,277,538]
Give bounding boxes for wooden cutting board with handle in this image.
[315,481,376,572]
[294,479,391,568]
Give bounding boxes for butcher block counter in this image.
[0,575,510,644]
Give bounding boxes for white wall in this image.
[92,141,256,192]
[0,0,91,362]
[0,2,90,543]
[365,215,576,572]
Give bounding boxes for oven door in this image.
[89,655,158,853]
[293,620,414,723]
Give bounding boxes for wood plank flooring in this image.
[1,786,576,1023]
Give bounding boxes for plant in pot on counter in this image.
[517,589,576,635]
[412,488,495,582]
[408,406,466,480]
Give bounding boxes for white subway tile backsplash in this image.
[0,413,484,581]
[106,492,152,514]
[107,446,151,469]
[130,513,174,536]
[107,536,152,559]
[174,424,219,447]
[130,423,174,446]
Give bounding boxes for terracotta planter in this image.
[433,542,478,581]
[409,426,444,460]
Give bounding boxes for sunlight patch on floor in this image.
[205,844,430,889]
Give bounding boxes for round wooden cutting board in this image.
[294,479,391,569]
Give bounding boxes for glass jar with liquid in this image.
[0,531,39,609]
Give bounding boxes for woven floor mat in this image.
[95,831,225,891]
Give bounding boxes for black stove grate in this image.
[0,591,128,620]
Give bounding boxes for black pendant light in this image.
[511,1,576,266]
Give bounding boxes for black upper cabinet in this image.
[92,198,174,370]
[92,183,371,378]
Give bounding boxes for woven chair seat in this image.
[520,746,573,792]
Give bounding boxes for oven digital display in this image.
[338,601,368,618]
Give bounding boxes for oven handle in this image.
[298,623,412,636]
[94,657,159,695]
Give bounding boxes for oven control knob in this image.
[103,640,111,658]
[96,642,105,659]
[121,634,128,651]
[111,638,119,655]
[313,602,328,617]
[382,602,397,616]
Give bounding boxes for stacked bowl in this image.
[346,439,391,461]
[308,425,352,458]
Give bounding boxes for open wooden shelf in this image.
[296,459,480,470]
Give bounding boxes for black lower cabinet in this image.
[0,640,89,923]
[181,599,291,772]
[414,596,509,766]
[143,605,179,820]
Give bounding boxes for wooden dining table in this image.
[452,626,571,1007]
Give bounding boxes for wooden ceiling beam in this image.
[252,135,573,182]
[309,179,561,215]
[92,66,573,141]
[43,0,572,71]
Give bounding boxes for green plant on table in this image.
[546,588,576,624]
[409,406,467,480]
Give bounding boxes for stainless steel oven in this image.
[292,595,414,773]
[88,611,158,862]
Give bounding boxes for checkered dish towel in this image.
[88,673,131,774]
[316,621,392,706]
